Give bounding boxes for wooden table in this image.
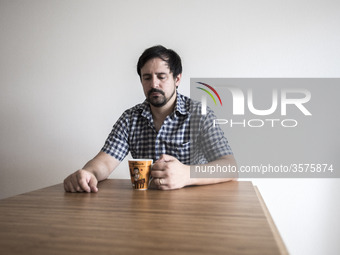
[0,179,287,255]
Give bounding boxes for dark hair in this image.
[137,45,182,79]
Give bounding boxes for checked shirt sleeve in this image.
[199,108,233,162]
[101,110,131,161]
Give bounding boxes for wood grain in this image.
[0,180,283,255]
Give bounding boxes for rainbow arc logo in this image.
[196,82,223,106]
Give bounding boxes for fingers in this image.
[152,160,166,170]
[152,178,179,191]
[151,155,171,189]
[155,177,165,186]
[63,170,98,193]
[156,154,175,163]
[152,154,177,172]
[64,178,75,192]
[152,157,170,172]
[151,168,166,178]
[88,177,98,192]
[78,175,91,193]
[151,177,167,190]
[64,174,78,192]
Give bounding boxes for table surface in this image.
[0,179,285,255]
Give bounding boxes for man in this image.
[64,45,237,192]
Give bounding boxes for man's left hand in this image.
[150,154,190,190]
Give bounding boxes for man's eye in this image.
[158,75,166,80]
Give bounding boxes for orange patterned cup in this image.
[128,159,153,190]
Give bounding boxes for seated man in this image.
[64,45,237,192]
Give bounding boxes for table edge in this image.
[254,185,289,255]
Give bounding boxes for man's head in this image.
[137,45,182,108]
[137,45,182,80]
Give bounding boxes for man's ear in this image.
[175,73,182,87]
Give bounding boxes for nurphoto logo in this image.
[196,81,312,128]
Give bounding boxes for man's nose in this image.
[151,76,160,88]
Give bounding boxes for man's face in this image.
[140,58,181,108]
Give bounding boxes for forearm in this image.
[83,151,119,181]
[83,160,109,181]
[187,155,238,186]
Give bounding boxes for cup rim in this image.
[128,159,153,162]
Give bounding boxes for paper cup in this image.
[128,159,153,190]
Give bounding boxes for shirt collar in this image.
[174,93,189,116]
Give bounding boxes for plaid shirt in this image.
[101,93,232,164]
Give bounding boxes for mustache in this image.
[148,88,165,97]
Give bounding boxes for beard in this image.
[147,88,176,107]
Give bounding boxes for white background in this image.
[1,0,339,254]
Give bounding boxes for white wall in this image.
[1,0,339,254]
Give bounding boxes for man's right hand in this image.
[64,169,98,193]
